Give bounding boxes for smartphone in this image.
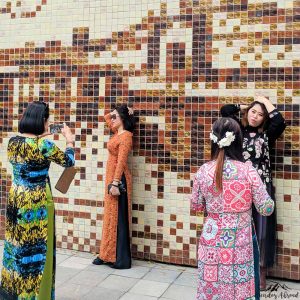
[49,124,64,134]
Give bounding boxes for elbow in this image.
[64,161,75,168]
[64,155,75,168]
[261,200,275,216]
[264,206,274,216]
[220,106,227,117]
[68,160,76,168]
[191,203,204,212]
[114,168,125,181]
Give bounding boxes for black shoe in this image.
[92,257,105,265]
[110,263,131,270]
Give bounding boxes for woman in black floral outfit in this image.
[221,96,286,290]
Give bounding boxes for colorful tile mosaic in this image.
[0,0,299,280]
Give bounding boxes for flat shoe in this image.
[110,264,131,270]
[92,257,105,265]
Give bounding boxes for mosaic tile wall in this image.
[0,0,299,280]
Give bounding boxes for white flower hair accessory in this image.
[210,131,235,148]
[209,132,218,143]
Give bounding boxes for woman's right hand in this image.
[109,185,121,196]
[240,104,248,110]
[61,123,74,145]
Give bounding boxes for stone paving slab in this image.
[85,264,116,276]
[55,283,92,300]
[174,272,198,288]
[84,286,125,300]
[129,279,170,297]
[113,266,151,279]
[143,268,181,283]
[162,284,197,300]
[68,270,108,286]
[120,293,161,300]
[56,266,84,283]
[0,243,299,300]
[98,275,139,292]
[56,254,71,264]
[120,293,158,300]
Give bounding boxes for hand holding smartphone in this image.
[48,123,74,146]
[49,124,64,134]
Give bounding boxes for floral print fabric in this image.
[0,136,75,299]
[191,160,274,300]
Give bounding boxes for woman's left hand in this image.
[255,95,269,104]
[128,107,134,115]
[255,94,276,113]
[109,185,120,196]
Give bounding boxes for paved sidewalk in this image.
[0,241,299,299]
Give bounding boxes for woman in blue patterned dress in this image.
[0,101,75,300]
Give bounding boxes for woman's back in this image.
[8,136,75,187]
[191,117,275,300]
[9,137,50,186]
[192,159,273,216]
[191,159,274,300]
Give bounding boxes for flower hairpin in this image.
[210,131,235,148]
[209,132,218,143]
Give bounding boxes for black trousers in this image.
[252,183,276,268]
[114,174,131,269]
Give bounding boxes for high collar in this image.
[245,125,259,132]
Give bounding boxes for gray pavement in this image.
[0,241,299,299]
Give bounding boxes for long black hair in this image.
[19,101,49,135]
[116,104,135,133]
[211,117,244,191]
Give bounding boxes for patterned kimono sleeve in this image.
[190,166,205,212]
[39,139,75,167]
[247,164,274,216]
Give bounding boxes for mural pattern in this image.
[0,0,299,280]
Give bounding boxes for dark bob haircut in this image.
[115,104,136,133]
[19,101,49,135]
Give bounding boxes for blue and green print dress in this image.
[0,136,75,300]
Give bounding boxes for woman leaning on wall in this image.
[93,104,135,269]
[220,95,286,290]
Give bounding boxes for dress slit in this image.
[114,174,131,269]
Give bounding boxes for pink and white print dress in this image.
[191,159,274,300]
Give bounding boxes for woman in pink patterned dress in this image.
[191,118,274,300]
